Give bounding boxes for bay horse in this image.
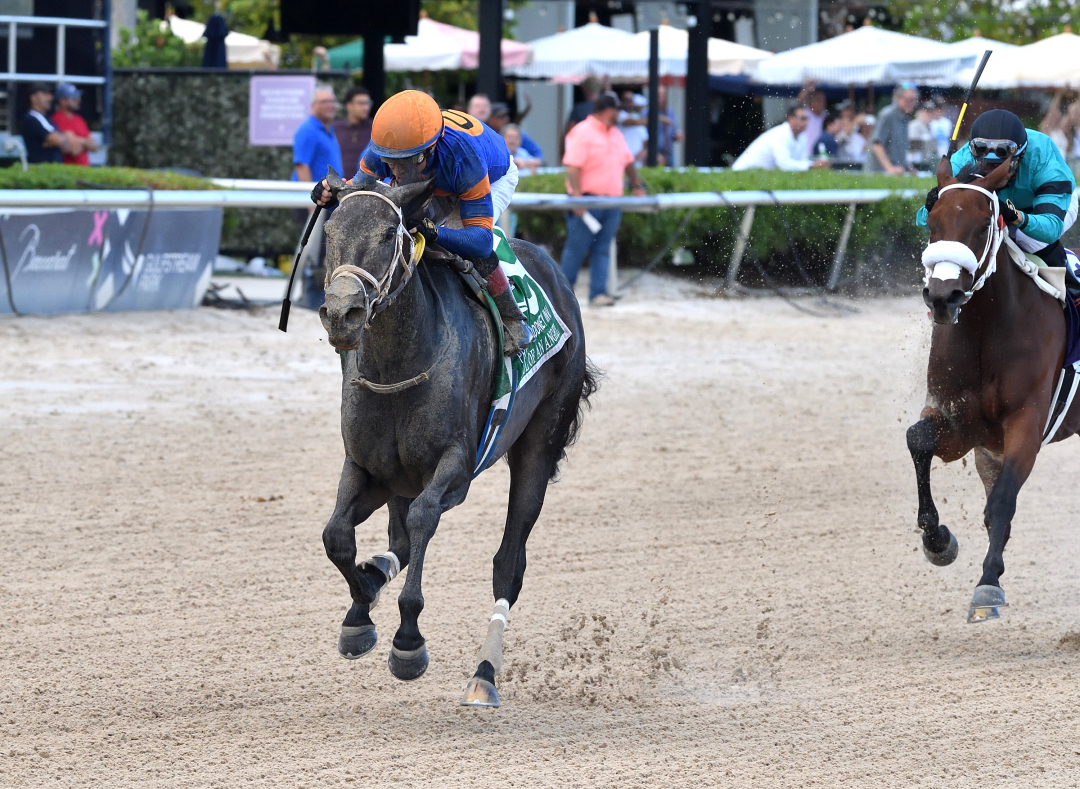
[316,173,597,706]
[908,155,1080,622]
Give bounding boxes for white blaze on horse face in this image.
[931,261,963,281]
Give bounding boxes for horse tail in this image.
[549,357,602,482]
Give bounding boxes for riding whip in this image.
[278,205,322,332]
[949,49,993,157]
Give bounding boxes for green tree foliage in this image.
[895,0,1080,44]
[112,10,202,67]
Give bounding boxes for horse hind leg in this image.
[907,416,959,566]
[339,496,412,659]
[461,398,570,707]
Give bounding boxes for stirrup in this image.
[502,319,534,356]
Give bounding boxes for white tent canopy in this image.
[509,22,770,80]
[976,33,1080,88]
[751,26,976,86]
[508,23,636,80]
[947,36,1018,57]
[383,17,464,71]
[168,16,280,69]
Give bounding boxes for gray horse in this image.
[317,175,597,707]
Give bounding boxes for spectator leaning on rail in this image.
[732,106,831,171]
[864,84,918,174]
[333,85,372,180]
[797,81,828,159]
[312,90,535,355]
[560,92,646,307]
[50,82,98,166]
[22,82,70,165]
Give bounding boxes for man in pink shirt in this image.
[561,92,646,306]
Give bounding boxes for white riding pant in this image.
[1014,188,1079,253]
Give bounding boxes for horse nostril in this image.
[346,307,365,324]
[945,289,967,306]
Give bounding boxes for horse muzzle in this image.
[923,282,970,325]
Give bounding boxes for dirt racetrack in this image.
[2,279,1080,787]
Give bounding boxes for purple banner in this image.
[249,75,316,146]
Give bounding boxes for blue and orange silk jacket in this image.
[357,109,512,259]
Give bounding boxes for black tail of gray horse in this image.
[548,358,602,482]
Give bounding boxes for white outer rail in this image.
[0,185,927,293]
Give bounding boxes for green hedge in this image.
[0,163,216,190]
[111,70,352,258]
[516,169,936,283]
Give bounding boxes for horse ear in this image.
[981,155,1014,192]
[325,166,347,191]
[391,180,437,224]
[935,155,956,187]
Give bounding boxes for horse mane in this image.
[955,163,985,184]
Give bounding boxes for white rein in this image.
[921,182,1004,297]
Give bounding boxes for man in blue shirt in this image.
[292,85,343,183]
[919,109,1077,267]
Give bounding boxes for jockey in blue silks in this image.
[313,90,533,355]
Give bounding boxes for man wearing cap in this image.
[486,102,544,163]
[560,92,647,307]
[51,82,98,166]
[313,90,534,354]
[22,83,70,165]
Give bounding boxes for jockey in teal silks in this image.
[918,109,1078,270]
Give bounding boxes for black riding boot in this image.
[471,251,535,356]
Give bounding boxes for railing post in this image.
[827,202,858,291]
[725,204,755,291]
[56,24,65,78]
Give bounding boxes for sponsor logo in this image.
[11,225,78,279]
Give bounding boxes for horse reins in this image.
[327,190,425,329]
[923,182,1004,297]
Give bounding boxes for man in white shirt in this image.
[796,81,828,158]
[617,91,649,163]
[732,106,831,171]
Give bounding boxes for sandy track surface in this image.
[2,283,1080,787]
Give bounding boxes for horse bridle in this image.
[326,190,425,328]
[922,182,1004,298]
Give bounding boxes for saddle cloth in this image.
[1008,239,1080,443]
[472,228,572,476]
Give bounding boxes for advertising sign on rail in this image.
[0,208,222,316]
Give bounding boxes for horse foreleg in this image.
[907,414,959,566]
[387,452,471,681]
[970,412,1040,623]
[460,442,553,707]
[323,458,390,658]
[973,447,1003,533]
[338,496,413,658]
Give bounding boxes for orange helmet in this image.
[370,90,444,158]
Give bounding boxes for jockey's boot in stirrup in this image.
[472,250,535,356]
[492,289,535,356]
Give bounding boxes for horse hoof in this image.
[387,643,429,681]
[967,585,1007,623]
[338,624,377,659]
[459,676,500,707]
[923,530,959,567]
